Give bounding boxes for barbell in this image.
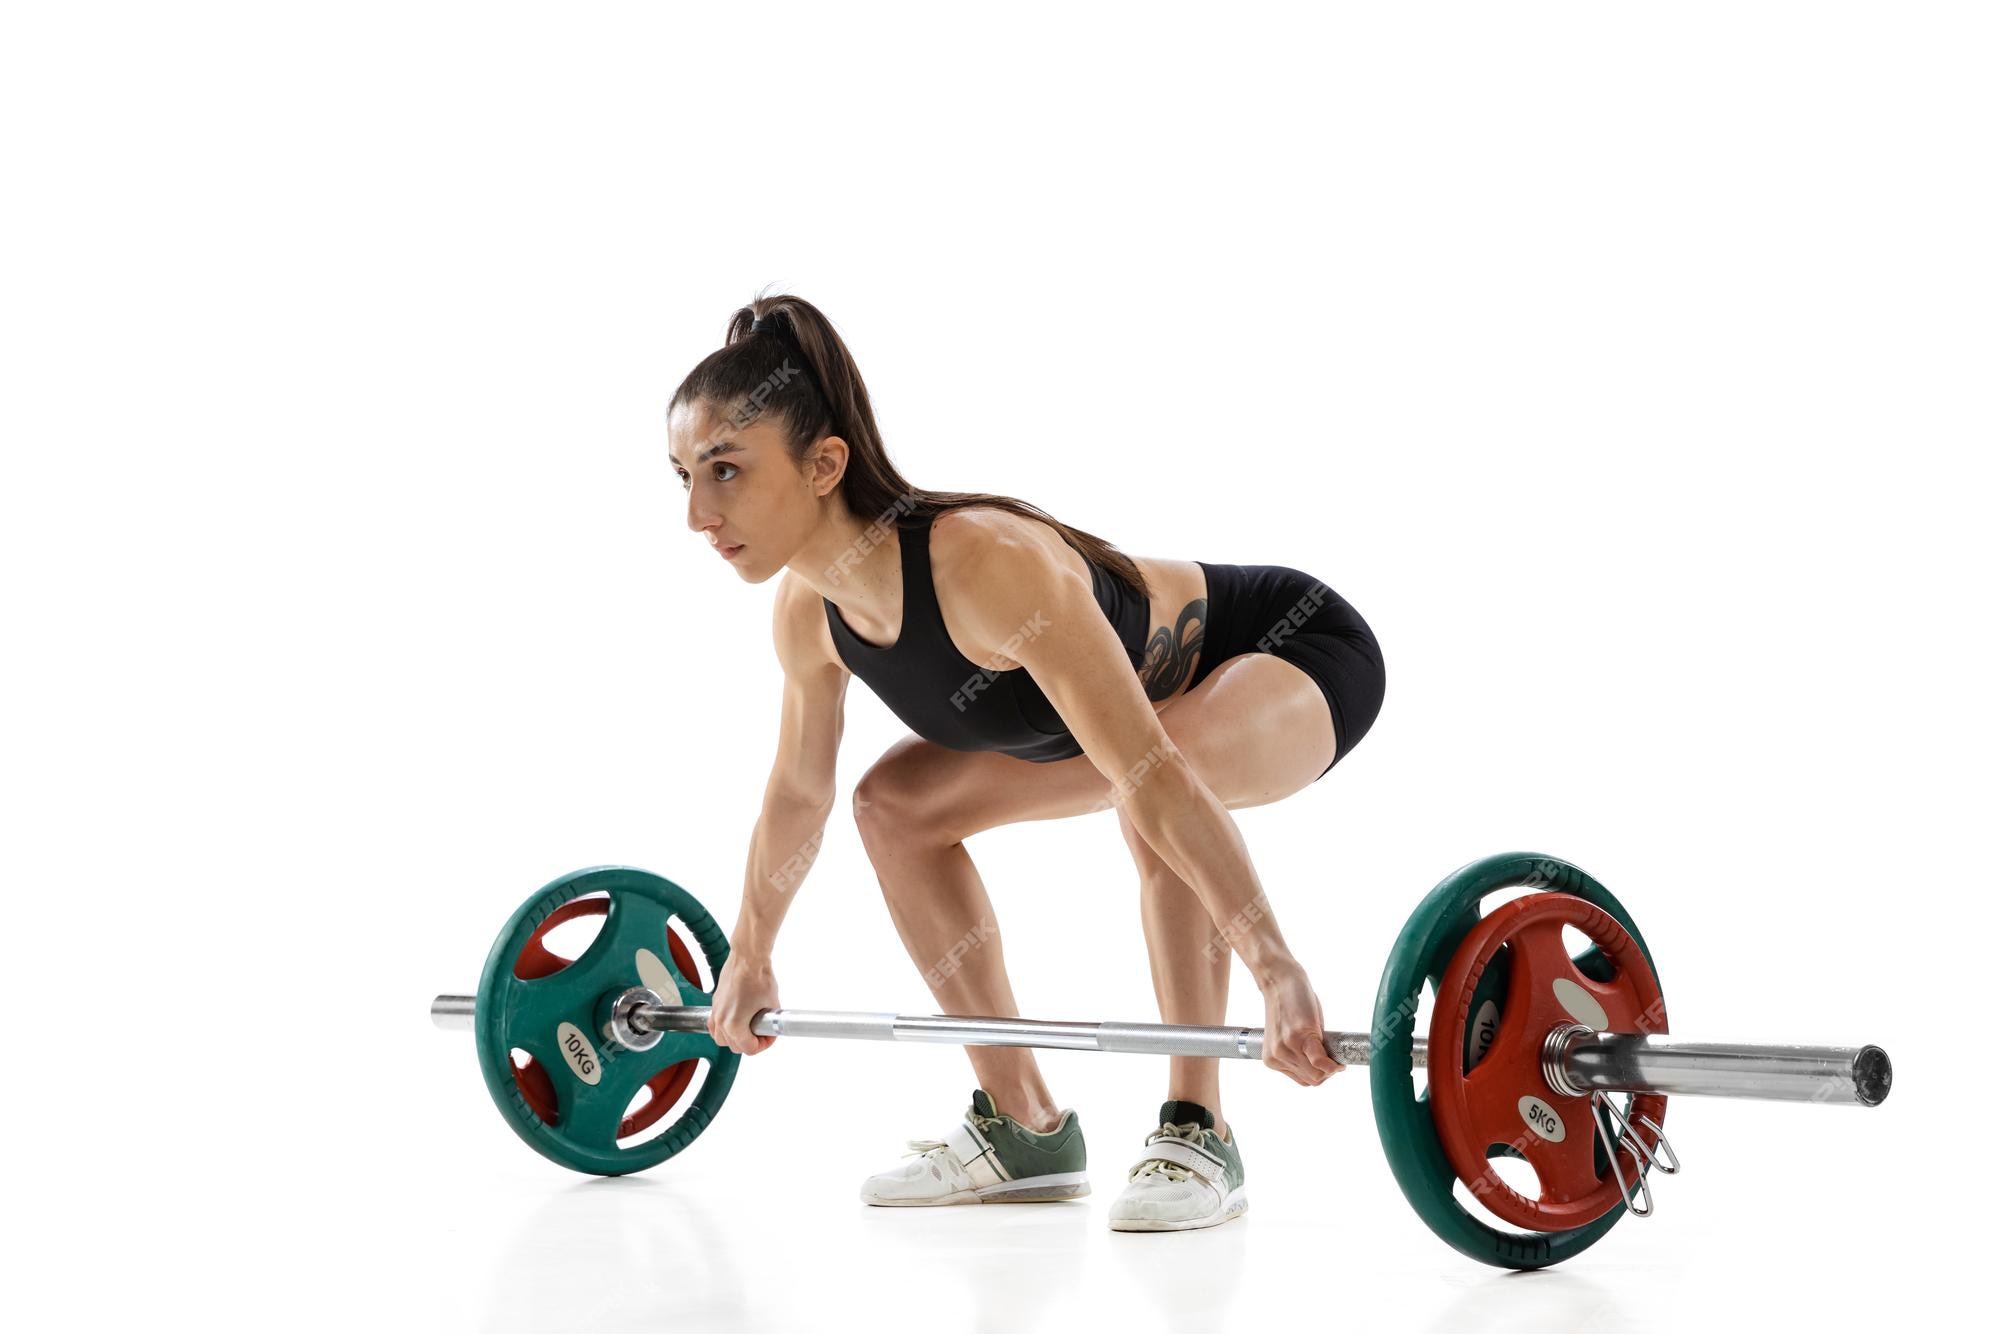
[428,850,1892,1269]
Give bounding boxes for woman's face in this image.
[668,400,841,583]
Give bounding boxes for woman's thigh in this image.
[854,650,1338,843]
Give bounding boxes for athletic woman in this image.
[668,294,1385,1232]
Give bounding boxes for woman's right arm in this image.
[709,576,848,1054]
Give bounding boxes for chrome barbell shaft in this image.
[641,1004,1383,1064]
[427,994,1890,1106]
[432,994,475,1027]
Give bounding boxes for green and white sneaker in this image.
[1106,1099,1247,1232]
[860,1089,1090,1206]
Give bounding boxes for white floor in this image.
[16,935,1957,1331]
[322,1037,1955,1330]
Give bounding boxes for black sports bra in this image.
[822,510,1150,762]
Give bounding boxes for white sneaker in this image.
[860,1088,1091,1206]
[1107,1100,1247,1232]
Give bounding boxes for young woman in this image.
[670,294,1385,1232]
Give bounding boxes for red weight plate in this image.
[512,1051,560,1126]
[513,896,609,981]
[619,1061,698,1139]
[1428,892,1668,1232]
[617,924,706,1140]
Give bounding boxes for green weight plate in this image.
[473,865,742,1175]
[1370,852,1663,1269]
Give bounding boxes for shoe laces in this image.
[904,1105,1009,1159]
[1130,1119,1207,1182]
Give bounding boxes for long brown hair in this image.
[668,289,1151,601]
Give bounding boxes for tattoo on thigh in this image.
[1138,598,1206,701]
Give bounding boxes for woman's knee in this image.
[852,746,953,850]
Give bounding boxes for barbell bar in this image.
[430,995,1890,1105]
[429,851,1895,1270]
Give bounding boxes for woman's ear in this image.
[806,434,849,497]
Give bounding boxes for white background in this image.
[6,3,1993,1330]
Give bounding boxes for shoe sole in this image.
[1106,1184,1248,1232]
[861,1170,1091,1206]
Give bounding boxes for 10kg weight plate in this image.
[472,865,741,1175]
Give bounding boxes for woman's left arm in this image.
[948,524,1345,1085]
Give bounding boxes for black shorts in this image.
[1188,562,1386,780]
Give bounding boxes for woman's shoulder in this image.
[928,505,1098,664]
[930,503,1084,576]
[774,570,846,675]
